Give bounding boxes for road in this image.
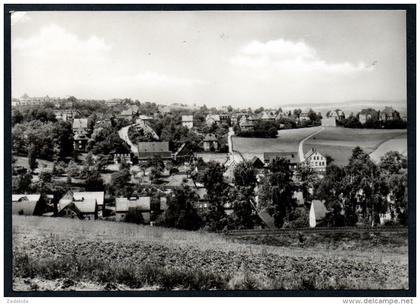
[118,125,138,153]
[297,126,324,162]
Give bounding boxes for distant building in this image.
[260,111,276,121]
[115,196,151,223]
[137,115,154,122]
[239,115,255,132]
[203,133,219,152]
[137,142,172,160]
[206,114,220,126]
[326,109,345,121]
[299,112,311,122]
[119,105,139,120]
[72,118,89,152]
[358,109,379,124]
[182,115,194,129]
[12,194,44,216]
[57,191,103,220]
[304,148,327,173]
[379,107,400,121]
[321,117,337,127]
[309,200,328,227]
[112,152,132,164]
[263,152,298,170]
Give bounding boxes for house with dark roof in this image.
[309,200,328,227]
[263,152,299,169]
[203,133,219,152]
[358,108,379,124]
[239,115,255,131]
[137,142,172,160]
[72,118,89,152]
[326,109,345,121]
[115,196,151,223]
[57,191,100,220]
[250,156,265,169]
[379,107,400,121]
[12,194,45,216]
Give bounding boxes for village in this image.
[11,95,408,231]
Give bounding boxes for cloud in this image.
[11,12,31,26]
[231,38,374,75]
[13,24,111,61]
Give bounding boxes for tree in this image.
[85,170,104,191]
[295,162,318,205]
[233,161,257,189]
[12,173,33,193]
[28,145,38,172]
[200,161,228,231]
[161,187,202,230]
[268,157,296,228]
[111,168,131,192]
[39,171,52,184]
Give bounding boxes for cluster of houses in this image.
[12,190,170,224]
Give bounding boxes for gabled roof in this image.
[206,114,220,122]
[72,118,88,129]
[73,192,104,206]
[304,148,325,160]
[73,198,97,214]
[137,142,170,153]
[263,151,298,163]
[12,200,38,215]
[182,115,193,122]
[203,133,218,142]
[311,200,328,220]
[115,197,151,212]
[12,194,41,202]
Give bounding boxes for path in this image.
[118,124,138,153]
[298,126,324,162]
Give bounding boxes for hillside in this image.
[12,216,408,291]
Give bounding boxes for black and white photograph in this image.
[4,4,415,296]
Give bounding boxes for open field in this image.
[303,127,406,166]
[370,133,407,163]
[232,127,321,158]
[12,216,408,291]
[13,156,54,173]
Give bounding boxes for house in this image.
[326,109,345,121]
[358,109,379,124]
[379,107,400,121]
[206,114,220,126]
[304,148,327,173]
[115,196,151,223]
[261,111,276,121]
[299,112,311,122]
[137,142,172,160]
[309,200,328,227]
[112,152,132,164]
[399,110,407,122]
[239,115,255,132]
[54,110,75,122]
[321,117,337,127]
[263,152,299,169]
[293,191,305,206]
[57,191,102,220]
[137,115,153,122]
[119,105,139,120]
[203,134,219,152]
[182,115,194,129]
[194,187,209,211]
[72,118,89,152]
[12,194,44,216]
[72,118,88,135]
[223,158,238,183]
[250,156,265,169]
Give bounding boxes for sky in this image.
[11,10,406,108]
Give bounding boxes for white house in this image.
[182,115,194,129]
[304,148,327,173]
[309,200,328,227]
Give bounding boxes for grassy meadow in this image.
[303,127,407,166]
[12,216,408,291]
